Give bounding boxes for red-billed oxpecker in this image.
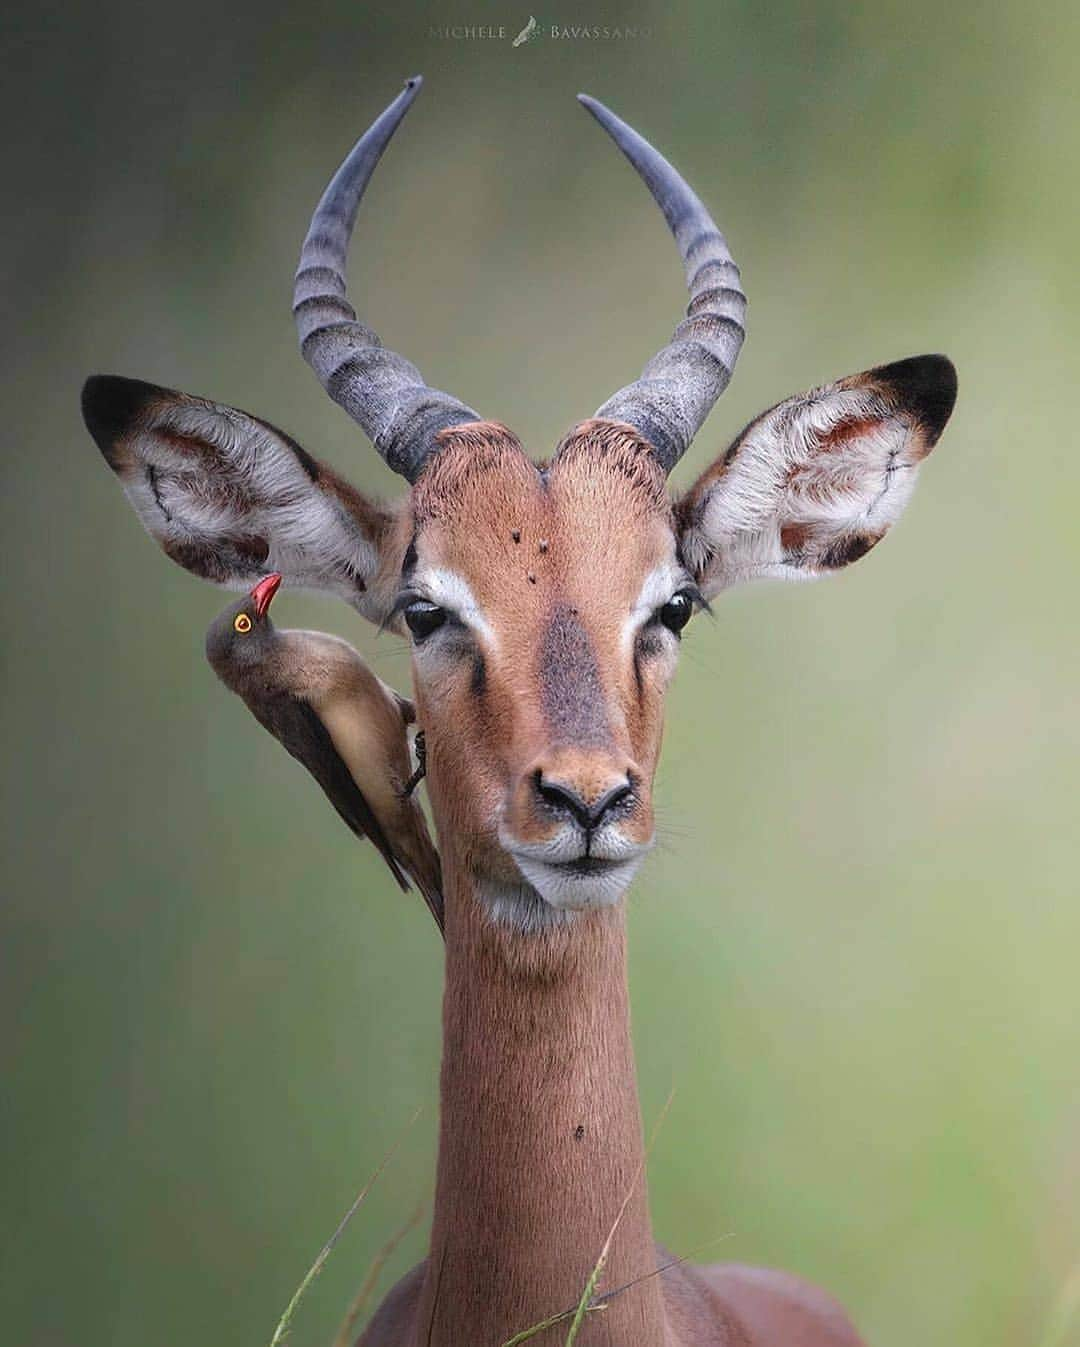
[205,573,443,932]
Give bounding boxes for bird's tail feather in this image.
[385,849,411,893]
[407,839,445,936]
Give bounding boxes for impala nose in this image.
[533,767,634,832]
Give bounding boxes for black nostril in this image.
[534,772,633,831]
[535,773,592,828]
[591,779,633,825]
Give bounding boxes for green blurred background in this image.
[3,1,1079,1344]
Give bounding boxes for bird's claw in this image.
[402,729,427,798]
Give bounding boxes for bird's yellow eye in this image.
[234,613,253,634]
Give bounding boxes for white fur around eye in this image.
[411,568,498,651]
[621,561,689,655]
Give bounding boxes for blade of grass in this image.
[593,1232,736,1309]
[500,1230,733,1347]
[562,1231,616,1345]
[562,1089,676,1347]
[500,1304,604,1347]
[268,1107,422,1347]
[331,1204,425,1347]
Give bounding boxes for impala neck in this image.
[415,853,668,1347]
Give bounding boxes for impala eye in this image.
[233,612,253,634]
[404,601,447,641]
[659,591,694,634]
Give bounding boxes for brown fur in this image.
[358,861,864,1347]
[85,368,906,1344]
[406,421,674,877]
[352,419,864,1346]
[87,353,955,1347]
[814,415,883,454]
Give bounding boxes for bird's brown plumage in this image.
[205,580,443,933]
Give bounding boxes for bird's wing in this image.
[249,691,410,893]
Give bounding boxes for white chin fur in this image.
[511,854,644,912]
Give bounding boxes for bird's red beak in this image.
[251,572,283,618]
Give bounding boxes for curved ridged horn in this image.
[577,94,747,474]
[294,77,480,482]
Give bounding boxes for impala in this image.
[81,76,956,1346]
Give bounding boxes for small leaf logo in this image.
[512,15,538,46]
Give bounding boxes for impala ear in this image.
[82,375,399,622]
[677,355,957,596]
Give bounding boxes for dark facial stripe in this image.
[471,651,486,698]
[401,533,419,581]
[539,604,611,746]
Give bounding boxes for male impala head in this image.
[82,76,956,927]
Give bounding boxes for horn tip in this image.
[577,93,620,134]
